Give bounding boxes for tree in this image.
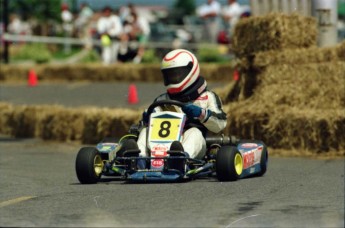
[169,0,196,24]
[174,0,196,15]
[8,0,61,22]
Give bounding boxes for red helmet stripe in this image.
[164,50,194,64]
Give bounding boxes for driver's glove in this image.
[182,104,210,123]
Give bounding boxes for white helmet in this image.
[161,49,200,94]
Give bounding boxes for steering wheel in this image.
[146,100,185,116]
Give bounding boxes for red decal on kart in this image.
[151,144,168,168]
[151,159,164,168]
[243,151,255,169]
[151,145,168,156]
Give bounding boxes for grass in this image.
[51,46,82,60]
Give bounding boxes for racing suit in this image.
[137,77,227,159]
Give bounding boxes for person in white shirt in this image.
[75,3,94,38]
[97,6,123,65]
[119,12,151,63]
[196,0,221,43]
[61,3,73,53]
[222,0,243,37]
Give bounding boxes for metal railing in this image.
[2,33,219,49]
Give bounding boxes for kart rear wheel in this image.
[216,146,243,181]
[75,147,103,184]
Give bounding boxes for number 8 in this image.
[158,121,171,138]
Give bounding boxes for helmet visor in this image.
[162,62,193,86]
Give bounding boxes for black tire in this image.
[257,146,268,176]
[75,147,103,184]
[216,146,243,181]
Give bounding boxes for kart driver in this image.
[136,49,227,159]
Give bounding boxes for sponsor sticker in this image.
[243,151,255,169]
[243,147,263,169]
[240,143,258,148]
[151,144,168,169]
[151,159,164,168]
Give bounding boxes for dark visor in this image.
[162,62,193,86]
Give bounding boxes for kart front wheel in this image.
[75,147,103,184]
[216,146,243,181]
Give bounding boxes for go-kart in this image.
[75,100,268,184]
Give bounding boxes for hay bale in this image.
[232,13,317,57]
[81,107,140,144]
[222,60,345,155]
[1,101,344,155]
[200,63,235,81]
[39,108,85,141]
[337,40,345,59]
[0,63,233,83]
[248,41,345,68]
[233,57,345,101]
[0,103,141,143]
[39,64,161,82]
[226,102,345,154]
[250,61,345,109]
[8,105,42,138]
[0,103,14,135]
[0,65,43,82]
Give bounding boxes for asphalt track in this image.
[0,82,344,227]
[0,135,344,227]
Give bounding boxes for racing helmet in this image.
[161,49,200,94]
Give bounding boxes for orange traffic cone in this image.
[233,69,240,81]
[28,69,38,87]
[128,84,139,104]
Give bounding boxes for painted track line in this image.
[0,196,36,208]
[226,214,262,227]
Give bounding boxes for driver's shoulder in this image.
[197,90,218,100]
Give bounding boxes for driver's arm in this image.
[202,91,227,133]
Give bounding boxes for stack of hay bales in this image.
[232,13,318,57]
[224,12,345,154]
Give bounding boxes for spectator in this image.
[8,14,32,35]
[75,2,94,38]
[61,3,73,35]
[97,6,123,65]
[118,11,150,63]
[119,3,136,23]
[196,0,221,43]
[61,3,73,53]
[221,0,243,37]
